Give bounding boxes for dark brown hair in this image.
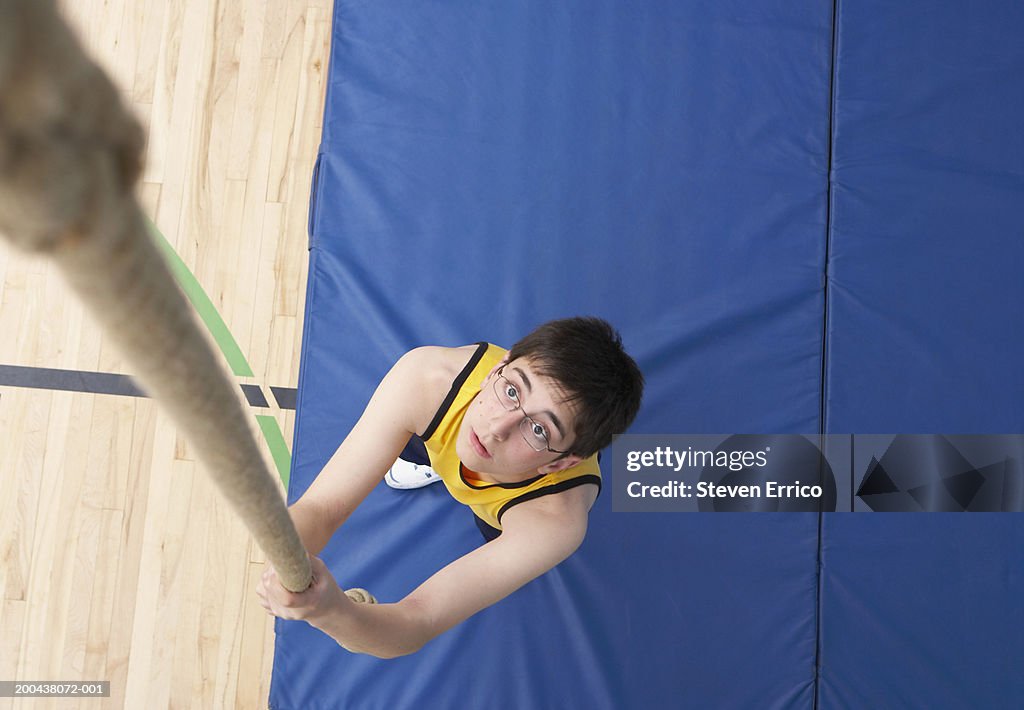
[507,316,644,459]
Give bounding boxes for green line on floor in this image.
[147,218,292,488]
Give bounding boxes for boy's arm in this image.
[297,485,594,657]
[286,347,444,554]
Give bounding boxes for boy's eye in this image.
[528,420,551,444]
[505,384,519,401]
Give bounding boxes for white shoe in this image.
[385,458,443,489]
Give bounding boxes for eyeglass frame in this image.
[492,366,572,456]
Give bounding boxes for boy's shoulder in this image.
[402,343,484,385]
[397,344,488,432]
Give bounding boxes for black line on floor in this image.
[0,364,296,410]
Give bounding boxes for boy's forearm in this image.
[309,595,427,659]
[288,500,336,557]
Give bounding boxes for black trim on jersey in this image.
[496,475,603,524]
[474,514,503,542]
[459,462,545,489]
[420,342,489,441]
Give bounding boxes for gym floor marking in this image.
[0,219,297,488]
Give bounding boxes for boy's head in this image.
[458,316,644,481]
[505,316,644,460]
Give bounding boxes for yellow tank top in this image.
[421,342,601,530]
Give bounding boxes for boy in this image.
[256,316,643,658]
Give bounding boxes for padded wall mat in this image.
[274,2,833,708]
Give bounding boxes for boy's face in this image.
[456,356,583,482]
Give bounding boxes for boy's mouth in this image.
[470,430,491,459]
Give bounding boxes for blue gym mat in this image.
[820,2,1024,707]
[270,1,1023,707]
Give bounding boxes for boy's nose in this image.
[487,409,520,440]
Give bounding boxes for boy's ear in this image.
[538,454,582,475]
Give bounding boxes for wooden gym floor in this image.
[0,0,333,706]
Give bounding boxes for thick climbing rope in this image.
[0,0,358,597]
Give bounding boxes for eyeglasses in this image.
[492,367,570,454]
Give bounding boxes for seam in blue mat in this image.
[814,0,842,707]
[307,150,324,250]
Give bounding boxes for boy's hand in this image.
[256,555,344,624]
